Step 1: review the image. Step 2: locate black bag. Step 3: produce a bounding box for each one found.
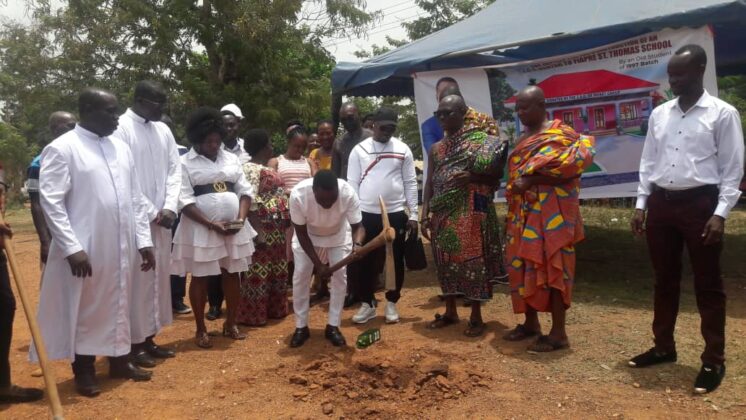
[404,234,427,271]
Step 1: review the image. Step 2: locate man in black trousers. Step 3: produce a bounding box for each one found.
[0,165,44,404]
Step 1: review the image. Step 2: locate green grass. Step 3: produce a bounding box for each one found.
[574,205,746,312]
[3,207,36,235]
[493,203,746,313]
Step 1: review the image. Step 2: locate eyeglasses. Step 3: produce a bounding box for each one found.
[433,110,457,119]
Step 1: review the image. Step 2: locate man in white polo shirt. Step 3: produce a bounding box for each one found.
[346,107,418,325]
[288,170,365,348]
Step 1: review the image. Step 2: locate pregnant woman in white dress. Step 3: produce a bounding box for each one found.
[171,107,256,348]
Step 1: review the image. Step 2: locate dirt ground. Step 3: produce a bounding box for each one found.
[1,206,745,419]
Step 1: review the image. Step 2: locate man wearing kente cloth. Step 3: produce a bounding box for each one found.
[421,95,506,338]
[503,86,595,352]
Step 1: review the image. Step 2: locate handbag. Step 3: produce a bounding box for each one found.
[404,233,427,271]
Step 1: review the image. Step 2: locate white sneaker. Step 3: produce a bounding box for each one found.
[352,303,377,324]
[384,301,399,324]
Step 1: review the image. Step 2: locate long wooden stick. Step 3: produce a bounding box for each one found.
[0,213,64,420]
[379,196,396,291]
[327,227,395,273]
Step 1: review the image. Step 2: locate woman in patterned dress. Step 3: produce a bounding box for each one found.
[236,129,291,326]
[421,95,507,337]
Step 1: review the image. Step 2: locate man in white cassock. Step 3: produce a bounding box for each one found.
[32,88,156,398]
[112,80,180,369]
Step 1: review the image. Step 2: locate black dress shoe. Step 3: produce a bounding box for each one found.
[109,358,152,381]
[289,327,310,348]
[324,325,346,347]
[628,348,677,368]
[131,350,157,368]
[694,364,725,394]
[145,341,175,359]
[206,306,221,321]
[0,384,45,403]
[74,373,101,398]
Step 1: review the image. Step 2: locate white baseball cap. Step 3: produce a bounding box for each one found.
[220,103,244,120]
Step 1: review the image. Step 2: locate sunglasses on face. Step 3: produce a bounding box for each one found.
[433,109,457,119]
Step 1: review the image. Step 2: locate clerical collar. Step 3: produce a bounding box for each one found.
[125,108,149,124]
[74,124,105,140]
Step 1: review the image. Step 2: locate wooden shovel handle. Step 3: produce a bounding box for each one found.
[0,213,64,419]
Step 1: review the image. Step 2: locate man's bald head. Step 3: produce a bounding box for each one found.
[436,94,468,133]
[77,88,120,137]
[668,44,706,97]
[515,86,547,129]
[78,88,116,115]
[440,94,467,111]
[340,102,358,113]
[134,80,166,99]
[132,80,167,122]
[48,111,77,139]
[339,102,361,132]
[516,86,545,104]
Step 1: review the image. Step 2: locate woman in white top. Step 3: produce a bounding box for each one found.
[171,107,256,348]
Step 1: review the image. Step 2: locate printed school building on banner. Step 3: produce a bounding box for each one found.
[505,69,664,137]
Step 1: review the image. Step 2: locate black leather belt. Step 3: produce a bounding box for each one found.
[652,184,718,201]
[193,181,235,197]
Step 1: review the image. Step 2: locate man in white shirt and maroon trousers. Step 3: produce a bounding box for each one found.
[629,44,744,394]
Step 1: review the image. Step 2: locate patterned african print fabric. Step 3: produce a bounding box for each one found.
[464,107,499,137]
[429,120,505,301]
[237,163,290,326]
[505,120,595,313]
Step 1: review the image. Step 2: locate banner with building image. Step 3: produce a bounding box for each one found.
[496,26,717,198]
[413,26,717,199]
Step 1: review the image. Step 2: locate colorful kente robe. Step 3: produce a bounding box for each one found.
[506,120,595,313]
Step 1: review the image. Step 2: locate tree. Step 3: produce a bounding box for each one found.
[346,1,496,160]
[0,123,37,205]
[718,75,746,136]
[402,0,495,41]
[0,1,377,150]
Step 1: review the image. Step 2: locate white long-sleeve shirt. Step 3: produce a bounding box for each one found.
[33,125,152,361]
[114,109,181,219]
[347,136,418,220]
[112,109,182,342]
[636,90,744,218]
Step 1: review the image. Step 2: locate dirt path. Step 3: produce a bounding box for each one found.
[1,208,745,419]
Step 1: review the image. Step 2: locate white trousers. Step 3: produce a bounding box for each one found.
[292,241,350,328]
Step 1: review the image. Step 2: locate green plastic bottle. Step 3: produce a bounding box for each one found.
[356,328,381,349]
